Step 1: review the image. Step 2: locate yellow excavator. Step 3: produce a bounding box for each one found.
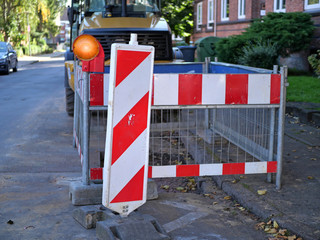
[64,0,173,116]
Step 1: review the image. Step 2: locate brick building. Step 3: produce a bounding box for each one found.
[193,0,320,50]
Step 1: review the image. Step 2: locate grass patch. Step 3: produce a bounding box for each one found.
[287,76,320,103]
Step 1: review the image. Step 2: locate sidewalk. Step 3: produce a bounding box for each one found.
[18,51,65,68]
[210,106,320,240]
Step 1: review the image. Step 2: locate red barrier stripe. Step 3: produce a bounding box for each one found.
[223,163,245,175]
[116,50,151,87]
[91,167,103,180]
[178,74,202,105]
[270,74,281,104]
[110,165,145,203]
[176,165,200,177]
[148,166,153,179]
[225,74,248,104]
[267,161,277,173]
[112,93,149,165]
[90,74,104,106]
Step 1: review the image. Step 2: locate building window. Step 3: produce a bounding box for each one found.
[197,2,203,31]
[274,0,286,12]
[305,0,320,10]
[221,0,229,21]
[238,0,246,19]
[207,0,214,29]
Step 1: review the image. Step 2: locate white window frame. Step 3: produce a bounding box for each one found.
[305,0,320,10]
[238,0,245,19]
[274,0,286,12]
[221,0,229,21]
[197,2,203,31]
[207,0,214,29]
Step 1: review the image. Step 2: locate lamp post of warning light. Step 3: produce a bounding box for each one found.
[72,34,105,185]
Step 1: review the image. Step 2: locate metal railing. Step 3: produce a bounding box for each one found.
[73,62,287,189]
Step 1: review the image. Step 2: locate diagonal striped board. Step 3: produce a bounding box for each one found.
[102,43,154,216]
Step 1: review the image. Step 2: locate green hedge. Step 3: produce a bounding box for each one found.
[22,44,53,56]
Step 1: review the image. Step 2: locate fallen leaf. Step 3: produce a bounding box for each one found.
[264,227,271,232]
[161,185,170,190]
[267,220,272,225]
[307,147,312,150]
[255,222,265,230]
[257,189,267,195]
[188,178,195,184]
[212,202,218,205]
[292,150,297,152]
[288,235,296,240]
[224,196,232,200]
[204,193,211,197]
[231,179,239,184]
[278,229,287,236]
[311,158,317,161]
[266,228,277,234]
[307,176,314,180]
[239,175,245,179]
[176,187,184,191]
[238,207,245,211]
[273,220,279,229]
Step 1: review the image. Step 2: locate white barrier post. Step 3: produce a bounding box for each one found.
[102,34,155,216]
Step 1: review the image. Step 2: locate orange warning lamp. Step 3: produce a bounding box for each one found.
[73,34,99,61]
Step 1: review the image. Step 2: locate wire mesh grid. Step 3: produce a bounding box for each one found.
[83,107,279,169]
[149,108,279,167]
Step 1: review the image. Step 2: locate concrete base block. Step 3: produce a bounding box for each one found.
[69,181,102,206]
[96,211,170,240]
[70,179,158,206]
[73,205,106,229]
[147,179,158,200]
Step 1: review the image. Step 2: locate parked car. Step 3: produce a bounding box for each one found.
[0,42,18,74]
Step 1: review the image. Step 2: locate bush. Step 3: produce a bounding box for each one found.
[216,34,253,64]
[15,47,24,57]
[238,40,278,69]
[246,12,314,57]
[308,50,320,78]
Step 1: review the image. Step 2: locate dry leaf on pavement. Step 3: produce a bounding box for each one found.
[257,189,267,195]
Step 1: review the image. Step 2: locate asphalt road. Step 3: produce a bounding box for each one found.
[0,58,273,240]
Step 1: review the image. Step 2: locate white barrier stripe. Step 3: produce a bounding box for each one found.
[154,74,179,105]
[109,129,148,201]
[152,165,176,178]
[113,57,152,127]
[248,74,271,104]
[245,162,268,174]
[199,163,223,176]
[202,74,226,104]
[103,74,109,106]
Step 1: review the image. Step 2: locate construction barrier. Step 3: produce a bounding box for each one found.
[72,36,287,215]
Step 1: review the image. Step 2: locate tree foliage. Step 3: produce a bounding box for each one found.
[0,0,66,47]
[161,0,193,43]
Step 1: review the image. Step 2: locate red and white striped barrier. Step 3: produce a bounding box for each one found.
[102,43,154,216]
[91,161,277,180]
[90,73,281,106]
